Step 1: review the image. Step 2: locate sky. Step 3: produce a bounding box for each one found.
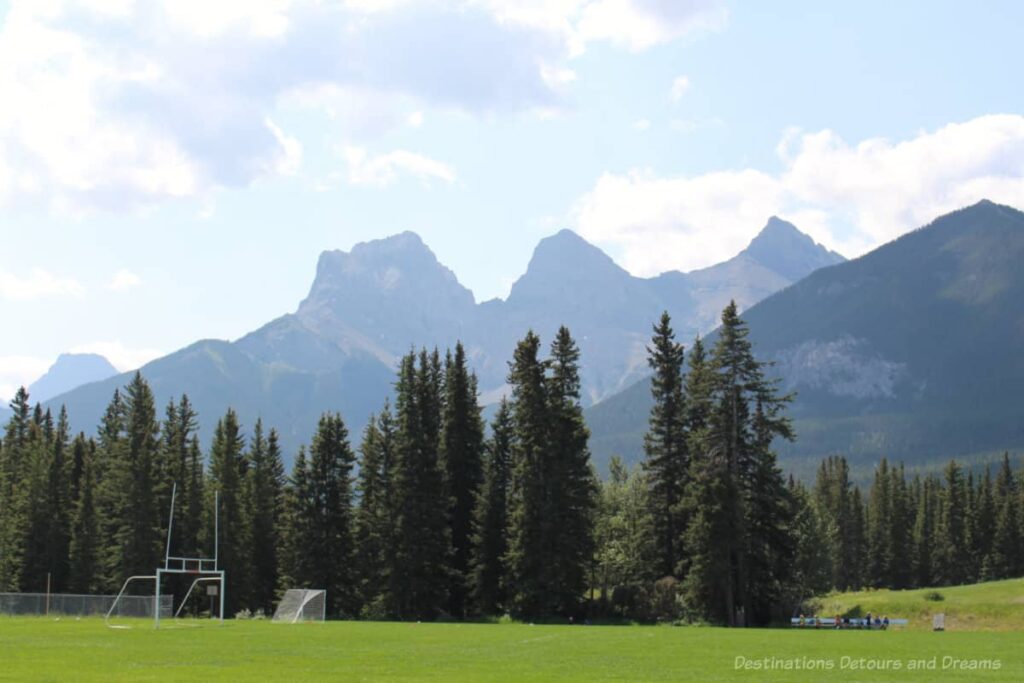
[2,0,1024,401]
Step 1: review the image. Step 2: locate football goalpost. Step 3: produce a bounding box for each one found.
[105,483,225,629]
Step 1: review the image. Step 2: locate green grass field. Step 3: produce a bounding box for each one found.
[1,617,1021,682]
[814,578,1024,631]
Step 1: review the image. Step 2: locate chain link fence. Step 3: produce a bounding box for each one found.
[0,592,172,618]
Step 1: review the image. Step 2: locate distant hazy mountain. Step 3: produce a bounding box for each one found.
[27,353,118,404]
[587,200,1024,478]
[45,218,843,461]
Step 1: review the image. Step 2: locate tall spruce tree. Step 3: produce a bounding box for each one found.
[97,374,162,589]
[642,312,688,579]
[866,459,894,588]
[546,327,598,617]
[68,441,100,593]
[935,459,969,585]
[911,475,938,588]
[439,343,485,618]
[297,413,358,617]
[470,399,513,615]
[206,408,250,615]
[280,446,311,592]
[888,463,912,589]
[682,302,795,626]
[972,467,997,580]
[354,406,397,616]
[245,420,286,614]
[986,454,1022,579]
[20,417,52,591]
[391,352,451,620]
[504,331,551,618]
[0,387,31,590]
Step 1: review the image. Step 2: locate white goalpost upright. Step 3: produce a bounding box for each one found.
[105,483,226,629]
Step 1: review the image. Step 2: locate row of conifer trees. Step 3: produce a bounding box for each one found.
[0,328,595,621]
[1,304,1021,623]
[595,305,1024,623]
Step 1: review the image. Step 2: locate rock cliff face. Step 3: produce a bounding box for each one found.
[587,200,1024,477]
[45,217,844,462]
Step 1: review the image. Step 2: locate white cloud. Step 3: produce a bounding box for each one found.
[0,355,51,403]
[572,114,1024,276]
[0,1,725,213]
[344,146,457,188]
[670,75,690,102]
[576,0,727,51]
[0,267,85,301]
[407,111,424,128]
[104,269,142,292]
[632,118,651,131]
[69,340,163,372]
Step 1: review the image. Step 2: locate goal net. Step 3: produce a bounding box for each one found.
[272,589,326,623]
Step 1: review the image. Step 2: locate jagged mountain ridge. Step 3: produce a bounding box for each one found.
[586,200,1024,478]
[43,218,844,461]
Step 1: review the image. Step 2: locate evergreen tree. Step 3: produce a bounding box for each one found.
[297,413,358,617]
[546,327,598,617]
[0,387,31,590]
[849,487,867,590]
[505,331,551,618]
[354,406,397,615]
[786,479,832,604]
[812,456,861,590]
[866,459,894,588]
[206,408,250,615]
[642,312,688,579]
[934,460,970,585]
[439,343,485,618]
[593,457,654,613]
[94,388,125,590]
[470,399,513,615]
[682,302,795,626]
[911,475,938,588]
[157,396,201,553]
[245,420,286,614]
[68,442,100,593]
[280,446,311,591]
[677,335,713,580]
[20,418,53,591]
[97,375,162,589]
[391,352,451,619]
[888,463,912,589]
[183,432,205,560]
[986,454,1022,579]
[743,396,796,624]
[972,467,997,580]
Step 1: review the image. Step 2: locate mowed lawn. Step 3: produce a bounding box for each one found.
[0,617,1021,682]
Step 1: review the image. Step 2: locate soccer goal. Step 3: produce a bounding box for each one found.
[273,589,326,623]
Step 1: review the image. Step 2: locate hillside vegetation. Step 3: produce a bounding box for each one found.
[813,578,1024,631]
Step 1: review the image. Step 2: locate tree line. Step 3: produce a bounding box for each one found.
[594,305,1024,624]
[0,330,595,621]
[1,304,1021,624]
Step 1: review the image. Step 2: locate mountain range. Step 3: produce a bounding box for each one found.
[41,217,843,460]
[587,200,1024,478]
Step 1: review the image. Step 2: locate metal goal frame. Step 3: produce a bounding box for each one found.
[105,483,225,629]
